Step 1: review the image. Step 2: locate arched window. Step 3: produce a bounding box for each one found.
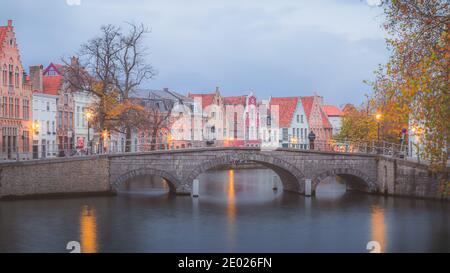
[8,63,13,87]
[2,65,7,86]
[14,67,19,88]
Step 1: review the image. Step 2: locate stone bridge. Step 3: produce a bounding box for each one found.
[0,147,448,200]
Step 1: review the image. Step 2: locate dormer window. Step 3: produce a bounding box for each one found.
[9,39,13,45]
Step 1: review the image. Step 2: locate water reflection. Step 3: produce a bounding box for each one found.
[227,169,236,248]
[80,205,97,253]
[371,206,386,253]
[0,168,448,253]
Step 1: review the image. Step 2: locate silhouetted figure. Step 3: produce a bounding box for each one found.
[308,131,316,150]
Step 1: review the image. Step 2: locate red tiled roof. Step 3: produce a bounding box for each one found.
[43,63,64,76]
[321,110,333,128]
[323,105,343,117]
[42,75,62,95]
[188,93,215,109]
[223,96,246,105]
[300,96,314,121]
[269,97,299,128]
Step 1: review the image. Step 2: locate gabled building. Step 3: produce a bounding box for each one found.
[0,20,32,160]
[41,62,75,156]
[120,87,199,152]
[29,64,57,159]
[269,97,309,148]
[323,105,344,136]
[301,95,333,146]
[188,88,261,147]
[188,88,222,142]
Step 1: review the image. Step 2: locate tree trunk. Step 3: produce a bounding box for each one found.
[151,129,158,150]
[125,125,132,152]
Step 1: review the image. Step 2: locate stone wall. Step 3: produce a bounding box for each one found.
[0,148,447,200]
[378,157,449,200]
[0,156,110,199]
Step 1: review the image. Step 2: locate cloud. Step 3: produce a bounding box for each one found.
[0,0,388,105]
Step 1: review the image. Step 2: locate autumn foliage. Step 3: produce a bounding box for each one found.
[341,0,449,173]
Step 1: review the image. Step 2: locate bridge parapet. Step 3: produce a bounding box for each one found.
[0,148,447,200]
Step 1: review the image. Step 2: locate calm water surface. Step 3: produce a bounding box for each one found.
[0,168,448,253]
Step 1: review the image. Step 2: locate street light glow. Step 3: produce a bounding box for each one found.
[85,111,93,121]
[375,113,382,121]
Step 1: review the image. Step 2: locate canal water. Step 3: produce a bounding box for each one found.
[0,168,448,253]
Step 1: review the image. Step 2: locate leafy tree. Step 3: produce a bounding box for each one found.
[371,0,449,171]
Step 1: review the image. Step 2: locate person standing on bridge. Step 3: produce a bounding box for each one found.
[308,131,316,150]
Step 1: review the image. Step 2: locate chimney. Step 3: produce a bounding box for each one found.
[70,56,79,66]
[7,20,12,28]
[29,65,43,92]
[163,87,169,92]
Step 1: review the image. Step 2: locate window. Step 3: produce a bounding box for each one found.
[58,111,62,129]
[301,128,304,139]
[22,99,29,120]
[47,121,50,134]
[8,64,13,87]
[23,131,30,152]
[81,107,86,127]
[69,112,73,129]
[14,67,19,88]
[46,102,50,111]
[297,128,300,138]
[52,121,55,133]
[1,96,6,117]
[2,65,7,86]
[64,112,68,129]
[292,128,295,136]
[15,98,19,118]
[282,128,288,141]
[76,106,80,127]
[64,94,68,105]
[301,115,304,123]
[9,97,13,117]
[297,115,299,122]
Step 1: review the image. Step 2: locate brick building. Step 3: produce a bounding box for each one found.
[0,20,32,160]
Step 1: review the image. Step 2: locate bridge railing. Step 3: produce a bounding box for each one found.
[0,139,411,162]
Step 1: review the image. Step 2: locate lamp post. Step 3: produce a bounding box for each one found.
[85,111,92,155]
[102,129,108,154]
[375,113,382,154]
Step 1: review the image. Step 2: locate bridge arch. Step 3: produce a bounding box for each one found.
[312,168,377,194]
[111,167,182,193]
[185,151,306,193]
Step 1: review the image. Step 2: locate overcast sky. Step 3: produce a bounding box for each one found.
[1,0,388,106]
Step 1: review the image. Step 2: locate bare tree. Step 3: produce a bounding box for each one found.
[140,98,175,150]
[63,22,156,152]
[114,23,156,151]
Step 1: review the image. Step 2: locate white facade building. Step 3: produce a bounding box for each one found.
[269,97,309,149]
[73,91,96,154]
[32,92,57,159]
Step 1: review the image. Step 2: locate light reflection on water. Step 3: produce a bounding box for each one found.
[80,206,97,253]
[0,168,448,253]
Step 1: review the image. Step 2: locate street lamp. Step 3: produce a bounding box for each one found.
[102,129,109,154]
[375,113,383,154]
[375,113,382,142]
[33,121,40,135]
[85,111,93,155]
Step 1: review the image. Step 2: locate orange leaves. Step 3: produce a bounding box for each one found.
[372,0,450,171]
